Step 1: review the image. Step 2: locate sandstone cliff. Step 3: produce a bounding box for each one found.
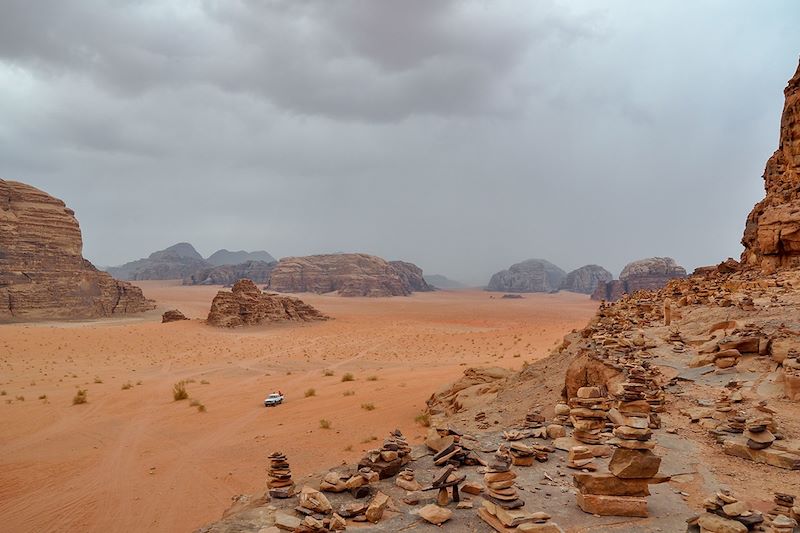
[206,249,275,267]
[183,260,276,286]
[742,59,800,272]
[560,264,613,295]
[267,253,431,297]
[591,257,687,301]
[486,259,566,293]
[0,179,154,321]
[207,279,328,327]
[107,242,209,280]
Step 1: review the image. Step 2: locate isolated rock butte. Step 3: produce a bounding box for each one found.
[591,257,687,302]
[107,242,209,281]
[206,249,276,267]
[487,259,566,293]
[560,264,613,295]
[0,179,155,321]
[207,279,328,327]
[742,59,800,272]
[267,253,432,297]
[183,260,276,286]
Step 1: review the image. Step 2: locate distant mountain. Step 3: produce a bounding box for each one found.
[183,260,277,286]
[424,274,467,289]
[206,249,275,266]
[487,259,566,293]
[106,243,209,280]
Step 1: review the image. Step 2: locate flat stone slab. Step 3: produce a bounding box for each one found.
[723,437,800,470]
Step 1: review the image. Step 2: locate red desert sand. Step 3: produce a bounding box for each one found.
[0,282,596,532]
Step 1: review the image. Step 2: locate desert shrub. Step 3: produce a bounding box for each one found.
[172,381,188,401]
[323,369,335,377]
[304,388,316,398]
[414,412,431,427]
[200,379,210,385]
[0,390,6,396]
[319,419,332,429]
[361,435,377,443]
[197,404,206,413]
[344,444,353,451]
[16,395,25,401]
[72,389,88,405]
[343,390,355,396]
[366,375,378,382]
[38,394,47,400]
[121,382,132,390]
[341,373,355,382]
[93,376,103,384]
[361,403,376,411]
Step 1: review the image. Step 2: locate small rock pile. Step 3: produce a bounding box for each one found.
[508,442,549,466]
[479,500,564,532]
[394,468,421,492]
[483,448,524,510]
[358,430,411,479]
[745,415,776,450]
[688,489,764,532]
[319,467,377,497]
[553,402,570,425]
[566,445,596,470]
[766,493,799,531]
[568,386,610,445]
[267,451,294,498]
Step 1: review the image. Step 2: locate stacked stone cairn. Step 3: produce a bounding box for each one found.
[569,386,610,445]
[358,429,411,479]
[319,467,378,498]
[267,451,295,498]
[295,485,349,532]
[553,402,570,426]
[745,415,776,450]
[483,447,524,510]
[766,493,799,531]
[395,468,421,492]
[688,489,764,532]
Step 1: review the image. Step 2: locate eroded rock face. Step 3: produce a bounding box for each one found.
[0,179,154,321]
[267,253,431,297]
[206,249,275,267]
[183,260,276,286]
[561,265,613,295]
[487,259,566,293]
[592,258,686,302]
[742,60,800,272]
[207,279,328,327]
[107,242,209,280]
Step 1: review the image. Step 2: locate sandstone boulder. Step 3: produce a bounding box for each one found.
[267,253,431,297]
[742,59,800,272]
[560,265,613,295]
[0,179,155,321]
[206,280,328,327]
[162,309,188,323]
[487,259,566,293]
[592,257,687,301]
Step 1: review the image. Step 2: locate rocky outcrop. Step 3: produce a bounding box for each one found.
[424,274,466,289]
[592,257,686,302]
[107,242,209,280]
[0,179,155,321]
[742,59,800,272]
[267,254,431,297]
[162,309,188,323]
[560,265,613,295]
[206,249,275,267]
[207,279,328,327]
[183,260,276,286]
[486,259,566,293]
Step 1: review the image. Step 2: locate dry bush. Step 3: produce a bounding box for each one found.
[172,381,188,401]
[72,389,88,405]
[361,403,376,411]
[319,419,332,429]
[414,412,431,427]
[305,388,316,398]
[341,373,355,382]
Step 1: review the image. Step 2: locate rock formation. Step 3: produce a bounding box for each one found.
[206,279,327,327]
[0,179,154,321]
[592,257,686,302]
[487,259,566,293]
[183,260,276,286]
[161,309,188,323]
[560,264,613,295]
[206,249,275,267]
[267,253,431,297]
[424,274,466,289]
[107,242,209,280]
[742,59,800,273]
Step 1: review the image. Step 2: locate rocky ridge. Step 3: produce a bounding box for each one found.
[206,249,275,267]
[592,257,686,302]
[560,265,613,295]
[107,242,209,281]
[267,254,432,297]
[183,260,277,286]
[207,279,328,327]
[0,179,154,321]
[487,259,566,293]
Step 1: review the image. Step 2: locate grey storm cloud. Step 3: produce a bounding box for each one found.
[0,0,799,285]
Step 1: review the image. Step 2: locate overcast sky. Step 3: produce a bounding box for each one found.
[1,1,799,284]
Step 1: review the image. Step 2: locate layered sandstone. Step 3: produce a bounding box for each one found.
[267,253,431,297]
[742,59,800,272]
[592,257,686,302]
[560,264,613,295]
[107,242,209,281]
[183,260,276,286]
[207,279,328,327]
[0,179,154,321]
[487,259,566,293]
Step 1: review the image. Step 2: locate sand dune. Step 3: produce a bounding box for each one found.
[0,282,597,532]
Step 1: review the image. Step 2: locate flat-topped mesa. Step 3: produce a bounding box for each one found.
[266,253,432,297]
[487,258,566,293]
[0,179,154,321]
[742,59,800,273]
[207,279,328,327]
[592,257,687,302]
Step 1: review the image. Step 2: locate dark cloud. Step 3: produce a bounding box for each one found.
[0,1,799,284]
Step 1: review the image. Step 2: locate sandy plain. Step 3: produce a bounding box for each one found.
[0,282,597,533]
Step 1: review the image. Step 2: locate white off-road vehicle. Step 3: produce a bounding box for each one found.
[263,393,284,407]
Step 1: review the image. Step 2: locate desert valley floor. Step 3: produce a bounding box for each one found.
[0,284,597,533]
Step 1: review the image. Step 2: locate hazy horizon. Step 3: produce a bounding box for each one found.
[2,1,800,285]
